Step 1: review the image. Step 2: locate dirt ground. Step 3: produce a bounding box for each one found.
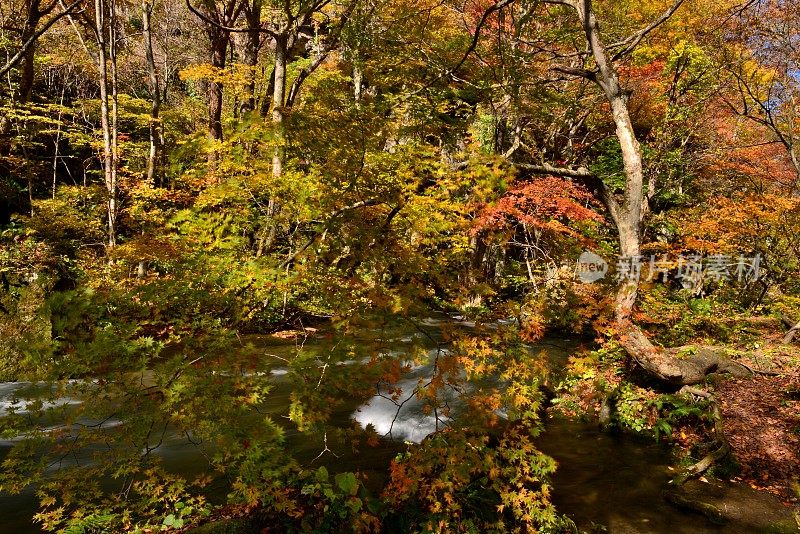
[716,347,799,505]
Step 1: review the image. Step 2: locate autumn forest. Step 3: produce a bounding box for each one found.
[0,0,799,531]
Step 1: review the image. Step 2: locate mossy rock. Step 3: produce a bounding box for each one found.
[666,479,797,531]
[761,518,800,534]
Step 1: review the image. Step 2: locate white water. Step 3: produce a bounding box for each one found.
[0,382,81,416]
[353,375,452,443]
[353,346,460,443]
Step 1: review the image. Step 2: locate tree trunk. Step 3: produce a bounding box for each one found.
[18,2,41,103]
[52,84,65,198]
[239,0,261,115]
[94,0,116,247]
[575,0,748,386]
[576,0,646,325]
[353,62,363,102]
[109,0,119,246]
[208,33,227,143]
[203,28,228,171]
[783,319,800,344]
[255,35,287,254]
[259,66,275,117]
[142,0,162,186]
[0,0,80,90]
[271,34,287,179]
[17,0,61,102]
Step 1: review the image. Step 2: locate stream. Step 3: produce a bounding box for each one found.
[0,317,791,532]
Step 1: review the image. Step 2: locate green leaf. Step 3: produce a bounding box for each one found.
[335,472,358,495]
[315,466,329,482]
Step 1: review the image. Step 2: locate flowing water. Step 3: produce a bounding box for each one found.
[0,318,790,532]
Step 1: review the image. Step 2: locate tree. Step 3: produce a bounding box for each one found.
[0,0,82,100]
[77,0,121,247]
[188,0,246,143]
[236,0,262,115]
[142,0,163,186]
[720,0,800,193]
[490,0,754,385]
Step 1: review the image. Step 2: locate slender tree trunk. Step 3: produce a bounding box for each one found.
[52,83,65,198]
[240,0,261,115]
[256,35,287,253]
[110,0,119,246]
[138,0,160,278]
[94,0,116,247]
[142,0,161,186]
[353,62,363,102]
[271,34,287,179]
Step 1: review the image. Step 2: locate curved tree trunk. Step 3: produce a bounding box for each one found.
[574,0,749,386]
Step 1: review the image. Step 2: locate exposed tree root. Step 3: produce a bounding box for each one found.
[617,320,752,386]
[671,386,731,487]
[663,488,727,525]
[782,315,800,344]
[664,390,736,525]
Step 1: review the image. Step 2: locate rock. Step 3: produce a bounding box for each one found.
[665,478,798,532]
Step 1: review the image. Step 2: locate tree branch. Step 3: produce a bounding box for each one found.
[280,199,382,267]
[285,0,358,107]
[185,0,278,37]
[609,0,686,62]
[405,0,517,97]
[551,64,597,81]
[0,0,82,79]
[514,161,620,224]
[514,161,593,178]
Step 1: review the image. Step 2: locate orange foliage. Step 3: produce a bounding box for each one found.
[473,176,602,238]
[703,105,799,191]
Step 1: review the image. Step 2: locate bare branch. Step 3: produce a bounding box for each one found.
[514,162,593,178]
[285,0,358,107]
[405,0,517,97]
[185,0,278,37]
[609,0,685,62]
[0,0,83,79]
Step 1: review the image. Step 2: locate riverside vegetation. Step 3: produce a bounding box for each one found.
[0,0,799,531]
